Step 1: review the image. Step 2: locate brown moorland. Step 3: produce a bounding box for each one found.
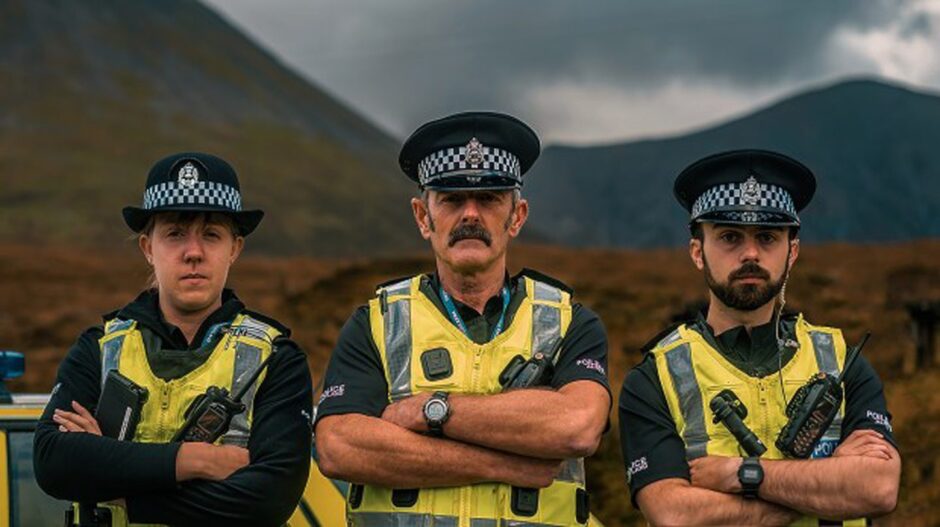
[2,241,937,526]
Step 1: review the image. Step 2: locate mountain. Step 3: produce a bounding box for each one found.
[0,0,419,256]
[525,79,940,247]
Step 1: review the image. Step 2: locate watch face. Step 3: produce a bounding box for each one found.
[425,400,447,421]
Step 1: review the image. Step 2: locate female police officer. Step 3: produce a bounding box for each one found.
[33,153,312,526]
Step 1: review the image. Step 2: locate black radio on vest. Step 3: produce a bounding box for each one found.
[173,348,276,443]
[776,332,870,458]
[499,338,563,389]
[710,389,767,457]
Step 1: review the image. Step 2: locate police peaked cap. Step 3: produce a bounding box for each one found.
[399,111,541,190]
[122,152,264,235]
[674,149,816,227]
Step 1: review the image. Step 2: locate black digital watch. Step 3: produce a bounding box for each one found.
[423,391,450,437]
[738,457,764,499]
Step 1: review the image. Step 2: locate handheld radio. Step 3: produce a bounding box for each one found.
[775,332,870,458]
[499,338,563,389]
[172,326,277,443]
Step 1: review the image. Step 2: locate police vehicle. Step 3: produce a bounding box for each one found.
[0,350,345,527]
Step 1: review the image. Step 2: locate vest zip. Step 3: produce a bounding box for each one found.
[463,345,486,527]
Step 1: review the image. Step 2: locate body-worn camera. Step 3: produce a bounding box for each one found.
[775,333,869,458]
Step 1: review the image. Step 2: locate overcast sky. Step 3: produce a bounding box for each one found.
[202,0,940,145]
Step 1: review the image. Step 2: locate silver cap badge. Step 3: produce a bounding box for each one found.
[465,137,484,168]
[740,176,762,206]
[178,162,200,188]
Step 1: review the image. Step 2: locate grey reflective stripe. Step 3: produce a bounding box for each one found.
[382,279,413,401]
[347,512,458,527]
[809,331,840,375]
[556,458,585,484]
[809,330,844,440]
[99,319,134,390]
[223,340,263,446]
[470,520,498,527]
[234,316,275,341]
[664,343,709,459]
[531,303,561,359]
[532,280,562,302]
[384,279,412,297]
[656,328,682,348]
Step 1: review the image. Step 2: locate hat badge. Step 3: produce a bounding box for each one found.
[740,175,762,206]
[465,137,484,168]
[178,162,200,189]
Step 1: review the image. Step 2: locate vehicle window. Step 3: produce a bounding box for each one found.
[8,431,70,526]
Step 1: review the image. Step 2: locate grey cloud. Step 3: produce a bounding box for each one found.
[204,0,931,141]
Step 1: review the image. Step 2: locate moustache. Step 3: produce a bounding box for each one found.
[448,223,492,247]
[729,262,770,281]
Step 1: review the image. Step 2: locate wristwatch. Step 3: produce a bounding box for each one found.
[738,457,764,499]
[422,391,450,437]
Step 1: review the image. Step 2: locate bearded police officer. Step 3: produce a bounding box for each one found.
[315,112,611,526]
[619,150,901,525]
[34,153,313,526]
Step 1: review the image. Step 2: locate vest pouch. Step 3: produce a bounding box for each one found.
[575,488,590,524]
[510,486,539,517]
[391,488,420,508]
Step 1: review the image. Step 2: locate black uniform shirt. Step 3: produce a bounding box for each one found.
[33,289,314,527]
[618,314,896,505]
[315,271,610,427]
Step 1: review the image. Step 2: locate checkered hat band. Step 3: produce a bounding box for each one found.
[691,181,795,218]
[142,181,242,211]
[417,145,521,185]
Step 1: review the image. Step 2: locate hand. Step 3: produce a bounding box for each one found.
[53,401,102,436]
[498,455,564,488]
[175,442,250,481]
[833,429,895,460]
[381,393,432,433]
[689,455,742,494]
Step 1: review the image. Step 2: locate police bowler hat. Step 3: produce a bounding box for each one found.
[122,152,264,235]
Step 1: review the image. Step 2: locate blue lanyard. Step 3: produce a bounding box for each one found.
[439,284,511,342]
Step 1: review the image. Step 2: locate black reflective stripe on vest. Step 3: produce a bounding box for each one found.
[664,343,710,459]
[99,319,135,390]
[347,512,459,526]
[808,330,844,442]
[383,279,413,402]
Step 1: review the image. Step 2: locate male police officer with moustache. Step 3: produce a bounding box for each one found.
[315,112,611,526]
[619,150,901,525]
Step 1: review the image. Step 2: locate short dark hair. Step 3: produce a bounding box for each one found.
[690,223,800,242]
[141,211,240,237]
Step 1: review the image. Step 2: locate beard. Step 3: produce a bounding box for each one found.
[704,258,786,311]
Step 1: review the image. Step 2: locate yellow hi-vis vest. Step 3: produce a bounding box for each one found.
[348,275,589,527]
[72,313,280,527]
[650,315,866,527]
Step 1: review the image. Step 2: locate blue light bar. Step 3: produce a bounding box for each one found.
[1,350,24,381]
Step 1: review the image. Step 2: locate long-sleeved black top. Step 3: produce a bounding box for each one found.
[33,289,313,527]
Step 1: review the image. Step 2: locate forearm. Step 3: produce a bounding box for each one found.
[445,381,607,458]
[125,455,309,527]
[761,455,901,518]
[638,479,796,526]
[33,424,180,501]
[317,414,556,488]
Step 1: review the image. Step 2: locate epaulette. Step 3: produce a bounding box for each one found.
[640,322,687,354]
[517,268,574,296]
[375,274,420,292]
[242,309,291,337]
